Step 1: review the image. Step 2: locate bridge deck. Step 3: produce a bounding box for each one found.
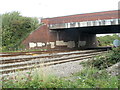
[41,10,120,29]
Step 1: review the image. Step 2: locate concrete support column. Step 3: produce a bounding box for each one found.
[78,33,97,49]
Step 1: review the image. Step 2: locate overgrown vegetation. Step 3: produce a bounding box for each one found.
[73,67,118,88]
[97,34,120,46]
[2,11,40,51]
[80,47,120,70]
[2,67,118,88]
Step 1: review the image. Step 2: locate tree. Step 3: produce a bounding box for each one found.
[2,11,40,51]
[0,14,2,51]
[97,34,119,46]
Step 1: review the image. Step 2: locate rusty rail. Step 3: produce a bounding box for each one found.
[1,49,107,76]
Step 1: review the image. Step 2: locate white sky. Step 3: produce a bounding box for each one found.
[0,0,119,18]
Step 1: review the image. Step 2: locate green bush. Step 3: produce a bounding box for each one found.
[2,11,40,51]
[73,67,118,88]
[80,47,120,70]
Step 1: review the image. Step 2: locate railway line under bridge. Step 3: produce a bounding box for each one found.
[22,10,120,50]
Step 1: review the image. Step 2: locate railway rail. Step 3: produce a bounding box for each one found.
[0,47,111,57]
[0,51,47,57]
[0,49,76,57]
[1,49,107,76]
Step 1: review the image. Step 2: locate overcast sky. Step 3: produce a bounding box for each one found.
[0,0,119,18]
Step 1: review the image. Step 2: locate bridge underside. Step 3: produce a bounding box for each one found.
[22,25,120,50]
[53,25,120,34]
[49,25,120,49]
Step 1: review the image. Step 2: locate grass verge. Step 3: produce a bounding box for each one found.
[2,67,118,88]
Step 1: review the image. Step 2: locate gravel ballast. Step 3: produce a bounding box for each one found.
[1,59,89,78]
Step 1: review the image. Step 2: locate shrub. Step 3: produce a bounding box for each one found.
[73,67,118,88]
[80,47,120,70]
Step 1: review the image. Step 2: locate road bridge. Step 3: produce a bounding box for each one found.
[22,10,120,50]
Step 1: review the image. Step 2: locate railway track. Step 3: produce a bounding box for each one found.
[0,49,107,76]
[0,49,74,57]
[0,51,47,57]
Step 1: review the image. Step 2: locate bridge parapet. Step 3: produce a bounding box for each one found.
[49,18,120,29]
